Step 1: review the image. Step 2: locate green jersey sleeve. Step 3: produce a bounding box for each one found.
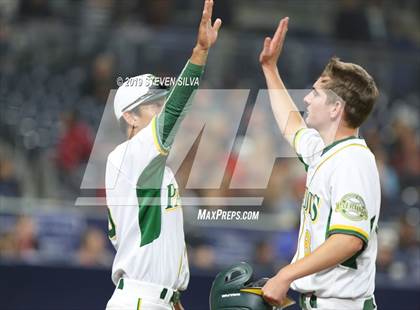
[155,61,204,153]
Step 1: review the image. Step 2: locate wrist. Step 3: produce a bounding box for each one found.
[262,63,279,74]
[193,45,209,53]
[190,46,209,66]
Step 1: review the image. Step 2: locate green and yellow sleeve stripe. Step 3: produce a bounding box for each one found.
[293,128,309,171]
[327,224,369,245]
[293,127,307,153]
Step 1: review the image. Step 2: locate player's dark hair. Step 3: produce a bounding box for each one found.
[321,57,379,128]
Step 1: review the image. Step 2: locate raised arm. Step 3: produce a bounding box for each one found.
[259,17,306,145]
[156,0,222,151]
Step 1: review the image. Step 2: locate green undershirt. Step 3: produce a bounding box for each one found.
[156,61,204,151]
[137,61,204,247]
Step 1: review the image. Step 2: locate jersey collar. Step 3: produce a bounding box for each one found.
[321,136,360,156]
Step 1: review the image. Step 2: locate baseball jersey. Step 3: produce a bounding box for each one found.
[290,128,381,299]
[105,61,204,290]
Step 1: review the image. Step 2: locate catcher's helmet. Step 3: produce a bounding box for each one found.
[209,262,275,310]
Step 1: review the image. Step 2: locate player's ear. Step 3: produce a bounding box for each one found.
[330,99,344,120]
[122,112,136,127]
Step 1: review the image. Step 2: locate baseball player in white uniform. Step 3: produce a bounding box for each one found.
[259,18,380,310]
[105,1,221,309]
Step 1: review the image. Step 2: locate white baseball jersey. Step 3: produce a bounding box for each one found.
[290,128,381,299]
[105,116,189,290]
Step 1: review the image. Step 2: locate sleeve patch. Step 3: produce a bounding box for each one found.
[335,193,368,221]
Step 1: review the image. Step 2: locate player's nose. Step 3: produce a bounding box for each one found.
[303,93,311,106]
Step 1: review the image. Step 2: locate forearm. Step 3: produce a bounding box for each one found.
[157,53,205,149]
[278,234,363,283]
[262,65,306,145]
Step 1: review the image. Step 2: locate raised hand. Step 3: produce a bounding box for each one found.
[195,0,222,51]
[259,17,289,68]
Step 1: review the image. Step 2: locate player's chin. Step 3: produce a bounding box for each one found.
[305,116,319,130]
[305,115,313,127]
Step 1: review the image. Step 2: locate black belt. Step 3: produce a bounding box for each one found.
[299,293,376,309]
[117,278,181,304]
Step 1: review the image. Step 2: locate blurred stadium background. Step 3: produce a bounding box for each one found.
[0,0,419,309]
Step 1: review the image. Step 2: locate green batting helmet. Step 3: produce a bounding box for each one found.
[209,262,276,310]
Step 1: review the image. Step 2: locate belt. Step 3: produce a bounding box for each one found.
[117,278,181,304]
[299,293,376,310]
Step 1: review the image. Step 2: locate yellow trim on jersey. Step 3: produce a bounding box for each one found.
[176,250,184,280]
[329,225,369,240]
[309,143,368,184]
[293,127,307,153]
[165,205,182,212]
[296,210,307,260]
[151,117,169,156]
[176,247,187,286]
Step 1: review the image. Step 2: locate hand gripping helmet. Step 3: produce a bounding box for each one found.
[209,262,275,310]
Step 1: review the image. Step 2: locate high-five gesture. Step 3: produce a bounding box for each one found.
[196,0,222,50]
[259,17,289,69]
[259,17,306,146]
[191,0,222,65]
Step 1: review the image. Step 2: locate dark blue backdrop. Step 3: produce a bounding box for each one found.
[0,265,418,310]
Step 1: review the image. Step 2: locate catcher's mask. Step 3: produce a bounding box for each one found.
[209,262,275,310]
